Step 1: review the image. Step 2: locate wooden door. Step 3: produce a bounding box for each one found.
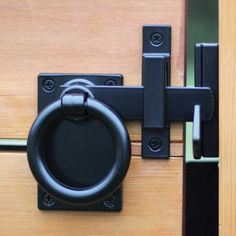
[219,0,236,235]
[0,1,186,235]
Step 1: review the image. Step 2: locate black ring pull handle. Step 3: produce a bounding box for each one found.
[27,93,131,206]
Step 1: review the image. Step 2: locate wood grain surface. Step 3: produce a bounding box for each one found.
[0,0,185,141]
[0,1,185,235]
[219,0,236,235]
[0,152,183,236]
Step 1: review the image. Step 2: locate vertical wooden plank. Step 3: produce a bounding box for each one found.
[219,0,236,235]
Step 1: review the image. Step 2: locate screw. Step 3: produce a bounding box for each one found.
[43,193,56,207]
[105,79,117,86]
[104,195,116,208]
[43,79,55,92]
[150,32,163,47]
[148,137,162,151]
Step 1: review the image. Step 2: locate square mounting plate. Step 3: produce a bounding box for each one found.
[38,73,123,211]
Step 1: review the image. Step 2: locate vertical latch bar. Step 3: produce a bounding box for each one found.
[143,55,166,128]
[142,25,171,158]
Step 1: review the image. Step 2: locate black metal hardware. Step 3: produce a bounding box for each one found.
[142,25,170,158]
[38,187,122,211]
[29,74,130,211]
[37,81,214,123]
[27,25,219,211]
[195,43,219,158]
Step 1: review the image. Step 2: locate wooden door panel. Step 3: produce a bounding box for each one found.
[0,0,185,143]
[0,153,182,236]
[0,1,185,235]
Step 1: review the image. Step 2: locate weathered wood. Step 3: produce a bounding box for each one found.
[219,0,236,235]
[0,152,183,236]
[0,0,185,141]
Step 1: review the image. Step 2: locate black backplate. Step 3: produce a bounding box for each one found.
[38,73,123,211]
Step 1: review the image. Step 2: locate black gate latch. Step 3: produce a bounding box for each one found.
[27,25,218,211]
[141,26,218,159]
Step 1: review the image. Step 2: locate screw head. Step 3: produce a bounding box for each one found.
[105,79,117,86]
[104,195,116,208]
[148,137,162,152]
[43,79,55,92]
[150,32,163,47]
[43,193,56,207]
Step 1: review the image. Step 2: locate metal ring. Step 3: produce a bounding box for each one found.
[27,96,131,206]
